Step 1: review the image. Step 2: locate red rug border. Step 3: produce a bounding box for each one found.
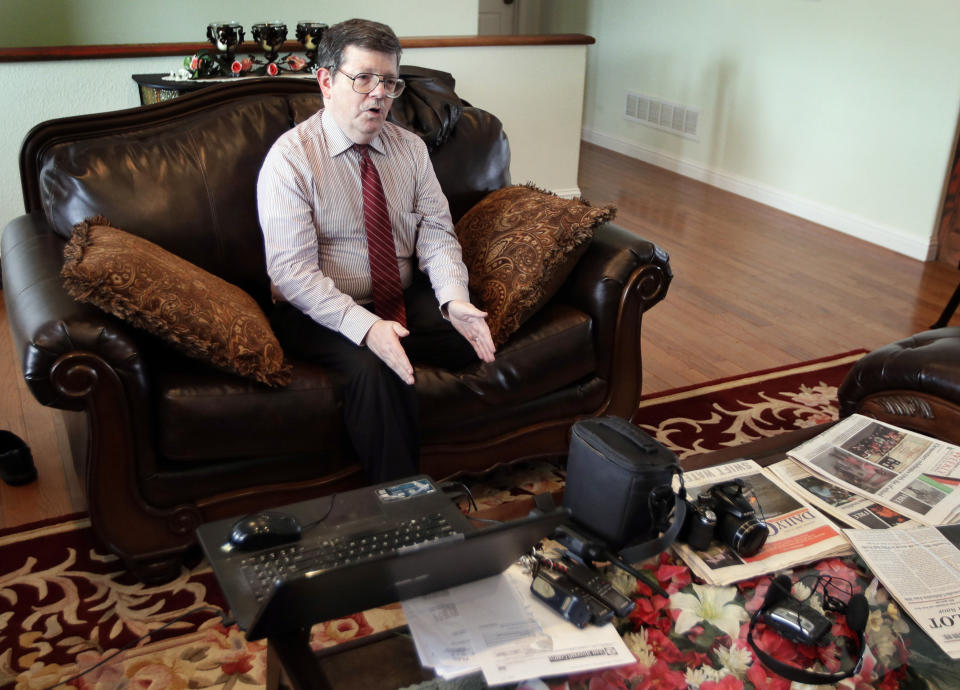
[639,349,867,402]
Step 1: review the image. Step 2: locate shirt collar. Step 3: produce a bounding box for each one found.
[320,109,386,158]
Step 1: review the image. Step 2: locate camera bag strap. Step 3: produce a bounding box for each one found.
[618,469,687,564]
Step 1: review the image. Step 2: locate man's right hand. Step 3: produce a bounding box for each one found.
[364,319,414,385]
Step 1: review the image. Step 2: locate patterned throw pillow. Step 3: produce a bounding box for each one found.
[455,185,616,346]
[61,217,292,387]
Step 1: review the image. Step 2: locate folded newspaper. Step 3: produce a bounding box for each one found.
[786,414,960,526]
[768,458,918,530]
[671,459,851,586]
[844,525,960,659]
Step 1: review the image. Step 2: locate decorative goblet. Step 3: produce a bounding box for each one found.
[252,22,288,64]
[206,22,244,64]
[296,21,328,70]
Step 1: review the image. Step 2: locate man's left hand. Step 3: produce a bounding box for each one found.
[447,300,496,363]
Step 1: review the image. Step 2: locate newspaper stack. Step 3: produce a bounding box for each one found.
[785,414,960,527]
[672,459,851,586]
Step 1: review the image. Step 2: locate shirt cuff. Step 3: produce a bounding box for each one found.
[340,306,381,345]
[437,285,470,317]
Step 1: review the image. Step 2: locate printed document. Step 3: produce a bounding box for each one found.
[402,562,634,684]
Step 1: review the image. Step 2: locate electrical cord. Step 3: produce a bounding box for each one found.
[300,492,338,533]
[438,480,479,513]
[42,605,233,690]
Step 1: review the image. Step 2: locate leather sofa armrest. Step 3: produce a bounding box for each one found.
[2,212,150,410]
[559,221,672,390]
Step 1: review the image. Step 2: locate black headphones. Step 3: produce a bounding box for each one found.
[748,574,869,685]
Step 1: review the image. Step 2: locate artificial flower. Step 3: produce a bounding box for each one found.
[231,60,243,75]
[286,55,308,71]
[266,62,279,76]
[713,642,752,678]
[671,584,748,641]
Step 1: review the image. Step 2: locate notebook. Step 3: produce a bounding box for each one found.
[196,475,569,640]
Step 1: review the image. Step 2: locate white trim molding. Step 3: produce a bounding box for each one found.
[582,128,936,262]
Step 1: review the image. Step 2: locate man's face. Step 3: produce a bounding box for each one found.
[318,44,398,144]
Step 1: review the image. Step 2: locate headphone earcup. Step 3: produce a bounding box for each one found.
[763,574,793,610]
[845,594,868,635]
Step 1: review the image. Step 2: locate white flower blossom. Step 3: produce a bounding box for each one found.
[715,643,753,678]
[671,583,748,640]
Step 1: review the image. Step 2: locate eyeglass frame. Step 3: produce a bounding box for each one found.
[334,69,406,98]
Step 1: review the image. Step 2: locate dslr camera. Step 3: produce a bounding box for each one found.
[680,479,769,557]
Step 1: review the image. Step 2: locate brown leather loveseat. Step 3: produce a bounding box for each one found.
[2,75,672,583]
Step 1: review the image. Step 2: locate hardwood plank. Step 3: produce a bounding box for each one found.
[1,142,958,530]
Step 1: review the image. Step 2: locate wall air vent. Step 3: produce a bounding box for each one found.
[625,91,699,140]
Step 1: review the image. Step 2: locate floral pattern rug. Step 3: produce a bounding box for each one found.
[4,351,918,690]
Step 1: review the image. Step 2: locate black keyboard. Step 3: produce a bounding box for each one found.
[239,512,464,602]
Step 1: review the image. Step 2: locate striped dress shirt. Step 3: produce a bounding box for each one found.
[257,109,470,345]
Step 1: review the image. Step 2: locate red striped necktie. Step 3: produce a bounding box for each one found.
[356,144,406,327]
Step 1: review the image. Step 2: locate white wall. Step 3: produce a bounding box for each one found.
[0,43,585,235]
[546,0,960,260]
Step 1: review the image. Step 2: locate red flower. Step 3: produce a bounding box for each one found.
[220,654,254,676]
[644,628,683,663]
[266,62,279,76]
[231,60,243,74]
[701,676,744,690]
[654,563,691,594]
[746,663,791,690]
[190,56,199,70]
[636,658,687,689]
[629,593,672,632]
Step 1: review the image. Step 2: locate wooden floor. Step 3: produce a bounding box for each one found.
[2,142,958,530]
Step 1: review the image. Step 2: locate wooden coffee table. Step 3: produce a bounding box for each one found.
[268,425,833,690]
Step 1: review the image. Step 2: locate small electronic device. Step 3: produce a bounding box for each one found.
[560,555,635,618]
[762,596,831,645]
[229,511,303,551]
[530,568,592,628]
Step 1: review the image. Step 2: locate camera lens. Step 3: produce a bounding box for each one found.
[725,518,768,557]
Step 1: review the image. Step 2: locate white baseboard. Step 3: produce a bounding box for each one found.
[582,128,936,261]
[550,187,582,200]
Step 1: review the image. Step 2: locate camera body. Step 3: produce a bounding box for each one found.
[680,479,769,557]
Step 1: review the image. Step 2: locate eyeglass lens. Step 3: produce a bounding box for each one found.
[351,73,405,97]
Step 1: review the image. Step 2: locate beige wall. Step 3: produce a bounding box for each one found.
[544,0,960,260]
[0,0,477,46]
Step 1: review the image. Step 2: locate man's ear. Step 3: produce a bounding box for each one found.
[317,67,333,99]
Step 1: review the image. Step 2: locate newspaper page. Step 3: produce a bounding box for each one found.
[844,526,960,659]
[671,459,851,586]
[767,458,917,530]
[787,414,960,525]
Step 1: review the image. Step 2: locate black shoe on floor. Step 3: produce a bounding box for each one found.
[0,431,37,486]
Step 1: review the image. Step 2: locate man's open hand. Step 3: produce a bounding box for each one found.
[364,320,414,384]
[447,300,496,363]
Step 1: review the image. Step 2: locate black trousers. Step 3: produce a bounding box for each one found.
[270,274,478,484]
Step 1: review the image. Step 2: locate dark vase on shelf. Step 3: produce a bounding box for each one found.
[252,21,288,64]
[206,21,244,64]
[296,21,328,70]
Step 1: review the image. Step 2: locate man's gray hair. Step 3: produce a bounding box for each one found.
[317,18,402,75]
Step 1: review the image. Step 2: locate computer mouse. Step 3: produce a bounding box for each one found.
[229,511,303,551]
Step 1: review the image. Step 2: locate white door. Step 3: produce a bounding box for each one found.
[478,0,518,35]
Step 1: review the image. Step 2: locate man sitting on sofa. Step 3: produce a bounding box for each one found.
[257,18,496,484]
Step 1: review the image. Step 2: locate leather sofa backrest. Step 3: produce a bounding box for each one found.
[28,76,510,307]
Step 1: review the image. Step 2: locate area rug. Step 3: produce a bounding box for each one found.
[0,351,864,689]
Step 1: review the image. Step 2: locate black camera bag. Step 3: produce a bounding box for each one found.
[563,416,686,562]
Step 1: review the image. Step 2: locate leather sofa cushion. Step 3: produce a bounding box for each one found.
[155,301,596,463]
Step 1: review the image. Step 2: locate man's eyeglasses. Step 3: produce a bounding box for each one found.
[336,69,406,98]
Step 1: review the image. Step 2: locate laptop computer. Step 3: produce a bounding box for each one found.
[197,475,569,640]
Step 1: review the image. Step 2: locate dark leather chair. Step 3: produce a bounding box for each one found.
[838,328,960,445]
[2,74,672,583]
